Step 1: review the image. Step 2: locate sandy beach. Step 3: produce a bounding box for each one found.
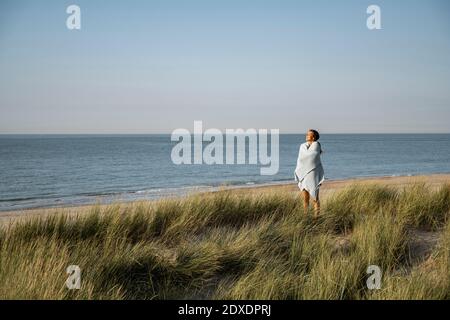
[1,173,449,225]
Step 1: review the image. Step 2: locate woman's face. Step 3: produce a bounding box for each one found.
[306,131,315,142]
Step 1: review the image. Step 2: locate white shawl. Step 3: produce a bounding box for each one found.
[294,141,324,199]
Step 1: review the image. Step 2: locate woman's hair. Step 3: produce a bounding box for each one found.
[309,129,320,141]
[309,129,322,153]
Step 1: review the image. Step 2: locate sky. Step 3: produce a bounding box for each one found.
[0,0,449,134]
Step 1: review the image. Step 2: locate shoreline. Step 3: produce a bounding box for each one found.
[1,173,449,225]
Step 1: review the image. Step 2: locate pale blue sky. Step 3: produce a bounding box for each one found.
[0,0,449,133]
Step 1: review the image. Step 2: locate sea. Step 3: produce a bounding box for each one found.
[0,134,449,211]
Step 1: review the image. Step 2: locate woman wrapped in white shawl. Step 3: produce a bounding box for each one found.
[294,130,324,216]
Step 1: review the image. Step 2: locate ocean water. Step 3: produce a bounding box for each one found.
[0,134,449,211]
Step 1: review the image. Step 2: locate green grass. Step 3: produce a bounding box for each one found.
[0,183,449,299]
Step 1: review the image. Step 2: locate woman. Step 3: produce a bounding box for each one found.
[294,129,324,216]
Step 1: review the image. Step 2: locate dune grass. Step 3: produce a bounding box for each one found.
[0,183,449,300]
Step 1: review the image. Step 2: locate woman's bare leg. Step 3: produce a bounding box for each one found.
[302,190,310,214]
[312,190,320,216]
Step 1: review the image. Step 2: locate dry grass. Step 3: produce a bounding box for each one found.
[0,183,449,299]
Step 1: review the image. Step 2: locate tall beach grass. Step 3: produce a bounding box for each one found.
[0,183,449,299]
